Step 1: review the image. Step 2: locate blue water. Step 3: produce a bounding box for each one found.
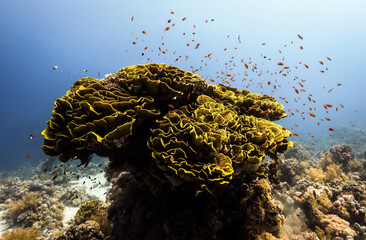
[0,0,365,171]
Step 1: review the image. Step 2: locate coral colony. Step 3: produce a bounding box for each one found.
[41,63,292,239]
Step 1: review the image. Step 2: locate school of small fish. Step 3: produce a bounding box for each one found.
[125,12,347,145]
[45,10,360,158]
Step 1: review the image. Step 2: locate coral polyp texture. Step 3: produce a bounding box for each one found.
[42,63,293,239]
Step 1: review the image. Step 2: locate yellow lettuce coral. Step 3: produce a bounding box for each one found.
[148,93,292,194]
[42,63,292,194]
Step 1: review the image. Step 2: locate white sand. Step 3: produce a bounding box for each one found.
[62,172,111,225]
[0,210,10,235]
[68,172,110,201]
[62,207,79,225]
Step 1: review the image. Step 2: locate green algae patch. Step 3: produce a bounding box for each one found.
[42,63,292,194]
[76,199,102,222]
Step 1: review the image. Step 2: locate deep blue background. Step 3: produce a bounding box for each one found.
[1,0,365,171]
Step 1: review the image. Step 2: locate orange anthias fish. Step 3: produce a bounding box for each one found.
[26,154,31,159]
[293,87,299,94]
[221,110,231,115]
[307,112,316,117]
[258,134,267,140]
[249,104,260,110]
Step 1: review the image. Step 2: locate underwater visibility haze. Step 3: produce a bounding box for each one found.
[0,0,366,239]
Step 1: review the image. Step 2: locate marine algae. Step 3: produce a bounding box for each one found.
[0,226,41,240]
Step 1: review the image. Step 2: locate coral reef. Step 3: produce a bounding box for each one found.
[41,63,293,239]
[284,142,312,162]
[52,220,105,240]
[330,144,357,172]
[320,214,356,238]
[75,200,102,222]
[0,226,41,240]
[274,143,366,240]
[6,192,40,223]
[0,158,110,239]
[73,200,112,236]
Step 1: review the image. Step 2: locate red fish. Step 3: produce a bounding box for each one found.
[249,104,260,110]
[221,110,230,115]
[26,154,31,159]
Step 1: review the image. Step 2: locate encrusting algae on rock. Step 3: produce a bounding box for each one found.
[41,63,293,239]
